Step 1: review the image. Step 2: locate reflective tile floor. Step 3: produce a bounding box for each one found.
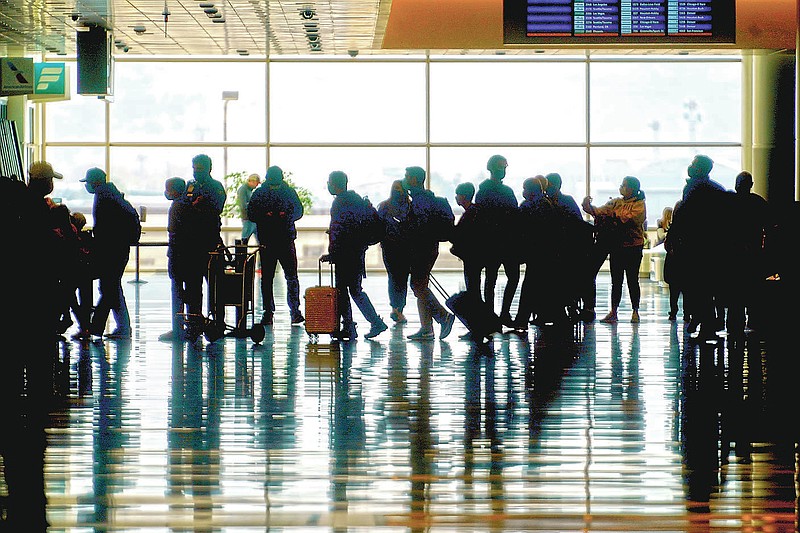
[3,271,800,531]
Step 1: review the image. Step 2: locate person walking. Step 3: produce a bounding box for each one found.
[402,166,456,341]
[322,170,388,340]
[376,179,413,324]
[237,173,261,245]
[82,168,139,339]
[581,175,647,324]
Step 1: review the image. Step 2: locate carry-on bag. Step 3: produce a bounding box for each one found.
[429,275,502,341]
[304,257,339,341]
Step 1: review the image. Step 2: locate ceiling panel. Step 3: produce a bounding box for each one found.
[0,0,795,58]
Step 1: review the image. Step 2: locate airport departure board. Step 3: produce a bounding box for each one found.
[504,0,735,44]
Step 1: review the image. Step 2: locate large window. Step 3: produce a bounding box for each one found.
[42,54,742,261]
[110,61,267,143]
[429,59,587,143]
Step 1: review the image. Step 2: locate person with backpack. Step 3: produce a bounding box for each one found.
[81,167,140,340]
[403,166,456,341]
[247,165,305,326]
[321,170,388,340]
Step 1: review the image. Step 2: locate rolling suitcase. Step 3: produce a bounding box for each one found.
[304,257,338,342]
[429,275,502,342]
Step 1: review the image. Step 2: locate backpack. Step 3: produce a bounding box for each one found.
[356,196,385,247]
[408,190,454,243]
[427,195,455,242]
[119,197,142,245]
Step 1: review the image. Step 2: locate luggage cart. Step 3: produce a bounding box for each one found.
[192,242,265,344]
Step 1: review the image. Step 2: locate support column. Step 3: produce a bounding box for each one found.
[747,50,796,203]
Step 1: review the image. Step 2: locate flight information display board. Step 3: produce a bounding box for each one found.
[504,0,735,44]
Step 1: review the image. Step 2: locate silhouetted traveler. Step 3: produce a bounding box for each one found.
[247,165,304,326]
[322,170,388,340]
[174,154,226,342]
[582,175,647,324]
[543,171,592,322]
[667,155,730,339]
[82,168,138,339]
[730,170,770,331]
[513,176,559,329]
[474,154,520,326]
[403,166,456,341]
[23,162,66,333]
[545,172,582,219]
[451,182,483,298]
[159,177,189,342]
[662,200,687,321]
[377,179,413,324]
[69,211,95,340]
[238,172,261,245]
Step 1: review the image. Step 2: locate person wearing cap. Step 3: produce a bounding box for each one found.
[237,173,261,245]
[247,165,305,326]
[170,154,226,343]
[474,154,520,327]
[81,167,135,340]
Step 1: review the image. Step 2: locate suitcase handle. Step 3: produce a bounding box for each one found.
[319,256,334,286]
[428,273,450,300]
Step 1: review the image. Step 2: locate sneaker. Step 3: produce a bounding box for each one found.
[389,308,407,324]
[260,313,273,325]
[291,312,305,325]
[407,330,435,341]
[631,310,640,323]
[105,330,131,340]
[333,323,358,341]
[499,312,514,328]
[158,330,184,342]
[364,320,388,339]
[599,311,617,324]
[440,313,456,339]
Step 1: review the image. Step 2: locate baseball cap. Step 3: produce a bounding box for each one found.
[80,167,107,184]
[28,161,63,181]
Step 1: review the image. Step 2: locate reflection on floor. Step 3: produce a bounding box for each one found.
[2,271,799,531]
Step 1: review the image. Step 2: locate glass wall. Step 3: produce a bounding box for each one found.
[42,54,742,265]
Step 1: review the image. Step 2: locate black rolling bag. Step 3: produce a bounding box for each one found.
[429,275,502,341]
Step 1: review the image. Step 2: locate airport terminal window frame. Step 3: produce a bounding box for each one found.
[40,53,742,233]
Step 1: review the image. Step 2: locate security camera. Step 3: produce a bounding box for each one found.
[71,13,80,21]
[348,49,358,58]
[300,8,315,19]
[133,25,146,34]
[123,46,130,52]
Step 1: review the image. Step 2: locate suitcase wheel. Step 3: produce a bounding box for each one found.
[249,324,265,344]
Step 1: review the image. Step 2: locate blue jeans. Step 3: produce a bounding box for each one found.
[90,247,131,335]
[335,258,381,328]
[259,241,301,317]
[381,243,410,312]
[241,220,257,244]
